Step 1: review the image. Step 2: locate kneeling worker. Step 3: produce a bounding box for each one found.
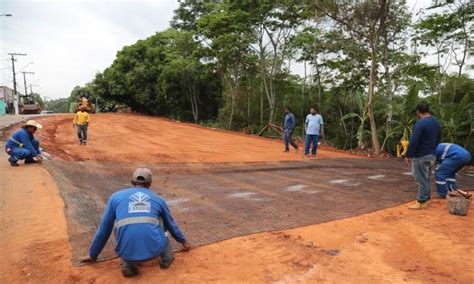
[5,120,43,167]
[435,143,472,199]
[81,167,191,277]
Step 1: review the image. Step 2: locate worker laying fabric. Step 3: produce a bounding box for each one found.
[73,106,90,145]
[434,143,472,199]
[81,167,191,278]
[4,120,43,167]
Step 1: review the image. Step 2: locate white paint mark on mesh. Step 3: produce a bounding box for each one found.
[368,175,385,180]
[286,184,307,192]
[167,198,190,206]
[330,179,349,184]
[228,192,256,198]
[304,190,322,194]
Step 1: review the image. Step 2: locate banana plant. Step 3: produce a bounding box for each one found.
[340,91,370,149]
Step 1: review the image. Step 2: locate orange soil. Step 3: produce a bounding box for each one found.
[32,113,354,163]
[1,114,473,283]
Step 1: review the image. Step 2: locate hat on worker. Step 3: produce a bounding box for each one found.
[23,120,43,129]
[132,167,153,184]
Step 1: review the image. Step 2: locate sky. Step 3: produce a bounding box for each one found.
[0,0,449,100]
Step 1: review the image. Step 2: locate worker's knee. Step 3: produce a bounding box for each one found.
[11,148,31,159]
[31,139,40,149]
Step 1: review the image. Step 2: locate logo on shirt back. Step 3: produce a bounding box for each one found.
[128,192,151,213]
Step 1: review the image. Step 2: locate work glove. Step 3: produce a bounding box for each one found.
[33,156,43,164]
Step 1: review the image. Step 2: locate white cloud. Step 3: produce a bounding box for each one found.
[1,0,178,99]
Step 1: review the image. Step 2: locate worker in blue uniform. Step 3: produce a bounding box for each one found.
[81,168,192,277]
[4,120,43,167]
[435,143,472,199]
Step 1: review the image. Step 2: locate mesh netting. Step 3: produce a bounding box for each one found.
[43,158,474,266]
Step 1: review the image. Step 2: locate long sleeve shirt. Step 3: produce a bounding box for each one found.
[283,112,296,130]
[5,128,41,156]
[89,187,186,261]
[436,143,471,162]
[405,116,441,158]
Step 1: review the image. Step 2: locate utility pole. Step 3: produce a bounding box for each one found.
[22,71,34,96]
[8,53,27,115]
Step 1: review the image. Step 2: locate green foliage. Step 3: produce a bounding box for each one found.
[45,98,68,113]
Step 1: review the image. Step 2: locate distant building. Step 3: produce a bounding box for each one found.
[0,86,22,114]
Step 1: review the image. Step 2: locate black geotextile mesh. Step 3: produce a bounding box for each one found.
[43,158,474,266]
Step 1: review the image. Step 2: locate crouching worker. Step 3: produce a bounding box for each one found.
[81,167,192,278]
[5,120,43,167]
[434,143,472,199]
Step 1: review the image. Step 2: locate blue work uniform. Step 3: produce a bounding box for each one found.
[435,143,472,197]
[5,128,41,163]
[89,187,186,261]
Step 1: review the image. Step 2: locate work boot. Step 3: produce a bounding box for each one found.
[25,159,38,164]
[408,201,430,210]
[121,262,139,278]
[432,195,446,200]
[159,256,175,269]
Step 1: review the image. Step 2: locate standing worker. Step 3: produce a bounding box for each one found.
[405,101,441,210]
[81,167,191,278]
[73,106,90,145]
[434,143,472,199]
[304,107,324,157]
[283,107,299,152]
[4,120,43,167]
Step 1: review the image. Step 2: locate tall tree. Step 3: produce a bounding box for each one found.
[314,0,402,155]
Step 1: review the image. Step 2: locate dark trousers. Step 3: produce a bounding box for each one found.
[284,129,298,151]
[76,124,88,143]
[304,134,319,156]
[121,218,174,272]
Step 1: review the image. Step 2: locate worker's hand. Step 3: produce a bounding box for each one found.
[404,157,412,167]
[181,240,192,252]
[79,256,97,264]
[33,156,43,164]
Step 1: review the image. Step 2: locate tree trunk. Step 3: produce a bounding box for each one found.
[191,84,199,123]
[368,43,381,155]
[382,38,393,152]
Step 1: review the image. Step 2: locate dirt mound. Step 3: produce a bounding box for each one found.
[28,113,355,163]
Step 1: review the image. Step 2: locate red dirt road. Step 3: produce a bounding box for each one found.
[33,113,354,163]
[1,114,473,283]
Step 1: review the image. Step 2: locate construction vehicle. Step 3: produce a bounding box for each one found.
[19,94,42,114]
[70,88,96,113]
